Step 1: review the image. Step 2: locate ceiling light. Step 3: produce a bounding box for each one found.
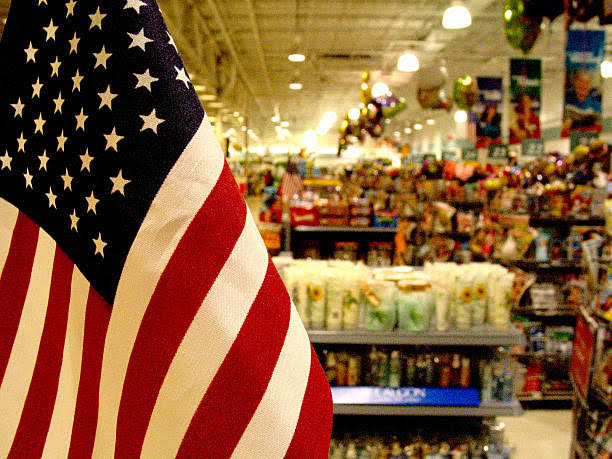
[394,131,401,138]
[289,82,303,90]
[241,125,247,132]
[208,102,224,108]
[442,3,472,29]
[301,130,317,150]
[454,110,468,123]
[413,123,423,131]
[601,60,612,78]
[271,115,280,123]
[199,94,217,101]
[288,53,306,62]
[281,121,290,127]
[238,116,245,123]
[316,111,338,135]
[193,85,207,92]
[404,127,412,134]
[233,111,240,117]
[426,119,435,125]
[371,82,390,98]
[348,108,361,121]
[397,53,420,72]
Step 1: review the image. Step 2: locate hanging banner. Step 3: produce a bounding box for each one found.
[474,77,503,149]
[509,59,542,145]
[563,30,606,138]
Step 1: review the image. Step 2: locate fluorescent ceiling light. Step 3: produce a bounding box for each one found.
[601,60,612,78]
[371,82,390,98]
[454,110,468,123]
[442,3,472,29]
[426,119,435,125]
[413,123,423,131]
[238,116,245,123]
[404,127,412,134]
[233,111,240,117]
[193,85,207,92]
[271,115,280,123]
[199,94,217,101]
[288,53,306,62]
[301,130,317,150]
[208,102,224,108]
[397,53,420,72]
[394,131,401,138]
[289,82,303,90]
[316,111,338,135]
[348,108,361,121]
[241,125,247,132]
[281,121,290,127]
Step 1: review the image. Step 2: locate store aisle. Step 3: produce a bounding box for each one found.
[500,410,572,459]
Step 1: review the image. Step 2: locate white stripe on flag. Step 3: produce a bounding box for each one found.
[93,117,224,456]
[141,211,268,458]
[41,267,89,458]
[231,304,311,458]
[0,200,19,274]
[0,231,56,457]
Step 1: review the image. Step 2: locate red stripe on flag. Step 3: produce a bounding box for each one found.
[0,212,40,385]
[116,163,248,457]
[9,248,73,458]
[67,288,111,459]
[177,259,291,457]
[284,347,333,459]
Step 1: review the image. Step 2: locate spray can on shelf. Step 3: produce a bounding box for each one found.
[368,347,380,386]
[389,350,402,388]
[424,354,435,387]
[460,356,471,388]
[347,355,361,387]
[378,350,390,387]
[405,355,416,387]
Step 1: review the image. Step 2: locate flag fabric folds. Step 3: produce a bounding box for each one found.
[0,0,332,457]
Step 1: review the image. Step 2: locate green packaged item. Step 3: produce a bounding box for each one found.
[363,280,396,331]
[397,280,432,332]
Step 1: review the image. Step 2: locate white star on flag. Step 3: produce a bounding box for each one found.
[66,0,77,17]
[85,191,100,214]
[134,69,158,92]
[104,128,124,151]
[46,187,58,209]
[94,45,112,69]
[140,109,164,134]
[110,170,131,195]
[128,29,153,52]
[92,233,107,257]
[0,151,12,170]
[11,98,25,118]
[50,57,62,77]
[75,108,88,131]
[38,150,50,170]
[61,169,74,190]
[89,7,107,30]
[23,168,34,189]
[17,132,27,152]
[69,32,80,54]
[72,69,84,92]
[57,130,68,151]
[69,209,79,231]
[43,19,58,41]
[80,149,94,172]
[167,31,178,52]
[53,92,65,114]
[24,42,37,63]
[124,0,147,12]
[34,113,46,134]
[98,86,118,110]
[175,66,191,88]
[32,77,43,98]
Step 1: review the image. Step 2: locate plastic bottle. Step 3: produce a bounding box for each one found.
[389,350,402,388]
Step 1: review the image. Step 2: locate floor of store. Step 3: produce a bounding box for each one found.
[501,409,572,459]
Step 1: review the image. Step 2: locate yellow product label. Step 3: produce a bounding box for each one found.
[308,284,323,302]
[460,287,473,303]
[474,284,487,300]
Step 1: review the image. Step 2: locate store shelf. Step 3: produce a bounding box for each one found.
[529,216,605,227]
[518,391,574,402]
[293,225,398,234]
[438,231,472,241]
[308,325,526,347]
[512,307,577,318]
[493,258,581,270]
[514,351,572,360]
[333,399,523,417]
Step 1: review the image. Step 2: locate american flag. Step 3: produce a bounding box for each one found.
[0,1,332,457]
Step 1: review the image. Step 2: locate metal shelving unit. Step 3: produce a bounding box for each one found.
[333,399,523,417]
[308,326,526,347]
[293,225,398,234]
[518,392,574,402]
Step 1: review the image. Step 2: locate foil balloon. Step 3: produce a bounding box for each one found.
[376,94,407,118]
[417,88,453,111]
[417,65,449,90]
[363,100,383,126]
[360,71,372,105]
[504,0,542,54]
[367,122,384,138]
[416,65,450,111]
[452,76,478,110]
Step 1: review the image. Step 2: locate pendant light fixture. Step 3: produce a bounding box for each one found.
[442,1,472,29]
[601,60,612,78]
[397,53,420,72]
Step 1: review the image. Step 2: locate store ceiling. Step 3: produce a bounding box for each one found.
[1,0,610,147]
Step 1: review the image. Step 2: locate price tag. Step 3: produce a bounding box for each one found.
[570,130,599,151]
[462,148,478,161]
[488,144,509,160]
[521,139,545,157]
[442,150,457,161]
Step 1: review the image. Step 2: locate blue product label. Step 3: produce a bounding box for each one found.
[331,386,481,406]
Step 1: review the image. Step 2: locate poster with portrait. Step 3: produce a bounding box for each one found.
[563,30,606,137]
[474,78,503,149]
[509,59,541,145]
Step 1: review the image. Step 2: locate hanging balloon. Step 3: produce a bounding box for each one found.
[567,0,600,23]
[452,75,478,110]
[363,100,383,125]
[376,94,407,118]
[417,88,453,111]
[504,0,542,54]
[417,65,449,90]
[367,122,384,138]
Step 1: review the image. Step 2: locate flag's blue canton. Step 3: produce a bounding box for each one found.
[0,0,205,304]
